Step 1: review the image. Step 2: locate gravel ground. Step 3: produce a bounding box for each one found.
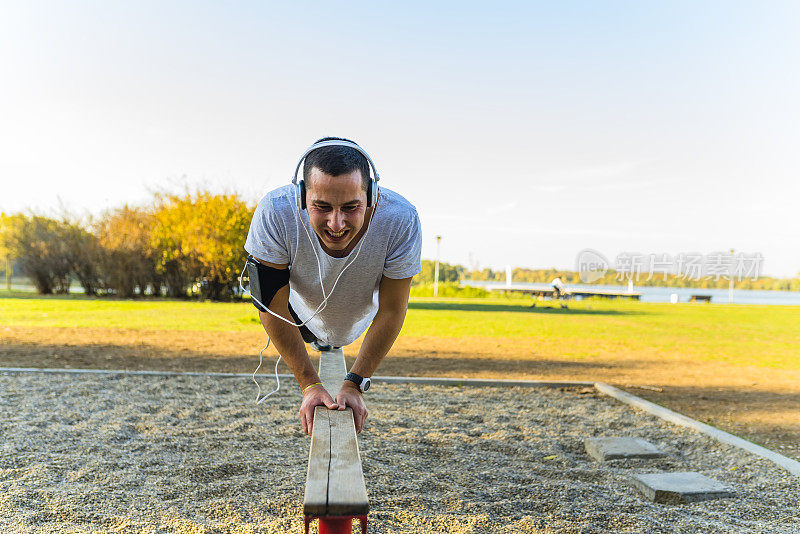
[1,371,798,534]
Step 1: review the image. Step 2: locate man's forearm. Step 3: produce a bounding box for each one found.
[350,306,407,377]
[258,297,320,389]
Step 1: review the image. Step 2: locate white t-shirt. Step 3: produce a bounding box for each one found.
[245,184,422,347]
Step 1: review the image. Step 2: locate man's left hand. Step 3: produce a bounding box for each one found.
[335,381,368,434]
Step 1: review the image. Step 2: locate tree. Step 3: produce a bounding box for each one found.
[96,206,159,297]
[151,191,253,300]
[0,218,9,284]
[413,259,465,286]
[0,214,71,294]
[60,217,103,296]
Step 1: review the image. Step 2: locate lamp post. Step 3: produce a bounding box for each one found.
[433,235,442,297]
[729,248,735,304]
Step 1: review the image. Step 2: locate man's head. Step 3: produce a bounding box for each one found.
[302,137,373,255]
[303,137,371,191]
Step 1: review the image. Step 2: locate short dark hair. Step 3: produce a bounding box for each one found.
[303,136,371,191]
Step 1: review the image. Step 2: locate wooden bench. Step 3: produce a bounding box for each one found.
[689,294,712,303]
[303,348,369,533]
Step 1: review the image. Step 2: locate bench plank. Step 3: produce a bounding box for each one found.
[318,348,346,393]
[303,407,330,516]
[327,409,369,515]
[303,348,369,517]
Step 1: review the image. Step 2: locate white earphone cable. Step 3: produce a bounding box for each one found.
[251,338,278,404]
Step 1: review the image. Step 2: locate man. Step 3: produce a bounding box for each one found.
[244,137,421,436]
[550,277,569,308]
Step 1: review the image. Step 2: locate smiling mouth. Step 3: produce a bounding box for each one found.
[324,229,349,241]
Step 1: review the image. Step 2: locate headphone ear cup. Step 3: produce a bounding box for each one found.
[366,178,376,208]
[296,180,307,210]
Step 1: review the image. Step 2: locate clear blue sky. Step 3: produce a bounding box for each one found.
[2,1,799,276]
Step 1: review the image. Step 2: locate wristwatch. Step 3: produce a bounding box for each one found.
[345,372,371,393]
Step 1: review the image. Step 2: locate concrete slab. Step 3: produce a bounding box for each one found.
[630,472,736,504]
[595,382,800,478]
[584,437,666,462]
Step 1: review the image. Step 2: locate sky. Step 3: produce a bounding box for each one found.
[2,1,799,277]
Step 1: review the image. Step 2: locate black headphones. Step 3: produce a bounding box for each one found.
[291,139,380,210]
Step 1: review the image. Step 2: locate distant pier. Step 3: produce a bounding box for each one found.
[461,281,642,300]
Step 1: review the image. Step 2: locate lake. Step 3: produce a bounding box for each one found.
[462,280,800,305]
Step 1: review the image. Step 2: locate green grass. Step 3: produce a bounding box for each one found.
[1,292,799,369]
[403,297,800,368]
[0,292,256,331]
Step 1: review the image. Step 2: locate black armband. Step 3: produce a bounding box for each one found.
[246,256,290,312]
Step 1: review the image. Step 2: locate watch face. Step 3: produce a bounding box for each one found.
[362,378,370,392]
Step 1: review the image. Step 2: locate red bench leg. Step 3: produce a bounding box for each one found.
[304,515,368,534]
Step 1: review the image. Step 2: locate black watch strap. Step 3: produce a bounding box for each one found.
[345,372,370,392]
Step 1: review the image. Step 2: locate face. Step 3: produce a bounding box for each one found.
[305,167,368,253]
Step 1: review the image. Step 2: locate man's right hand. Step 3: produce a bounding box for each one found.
[299,385,339,436]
